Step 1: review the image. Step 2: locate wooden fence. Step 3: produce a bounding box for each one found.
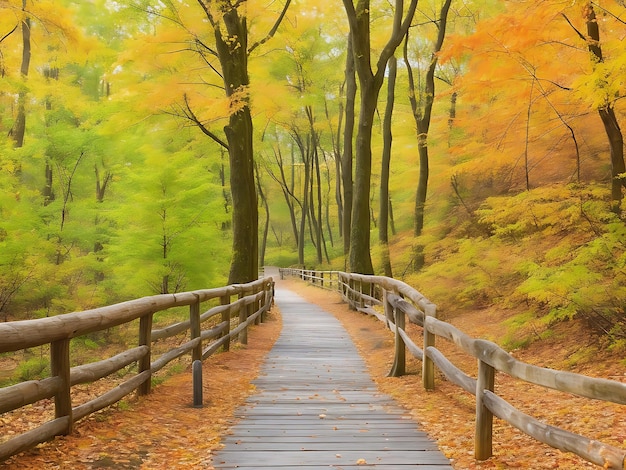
[0,277,274,462]
[280,268,626,469]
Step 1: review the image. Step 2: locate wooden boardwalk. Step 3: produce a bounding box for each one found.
[212,287,454,469]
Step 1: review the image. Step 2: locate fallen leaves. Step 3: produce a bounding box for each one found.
[3,280,624,470]
[1,309,282,469]
[288,280,625,470]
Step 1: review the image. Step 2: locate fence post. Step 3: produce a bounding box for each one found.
[260,283,267,323]
[475,359,495,460]
[383,289,393,327]
[358,280,364,309]
[388,293,406,377]
[239,290,248,345]
[339,273,344,300]
[51,338,73,434]
[220,294,231,352]
[138,313,153,396]
[348,278,355,310]
[254,285,262,326]
[190,295,201,363]
[422,305,436,391]
[192,360,203,408]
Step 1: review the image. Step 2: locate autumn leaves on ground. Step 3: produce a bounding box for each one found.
[3,279,624,469]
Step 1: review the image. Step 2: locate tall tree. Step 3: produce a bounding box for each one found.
[342,0,418,274]
[255,162,270,268]
[379,55,397,277]
[564,3,626,212]
[178,0,291,283]
[10,0,31,148]
[263,141,302,260]
[342,35,356,259]
[255,11,345,267]
[407,0,452,237]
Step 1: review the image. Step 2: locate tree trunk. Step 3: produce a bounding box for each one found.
[266,143,300,248]
[583,4,625,212]
[322,151,335,248]
[349,81,377,274]
[379,55,397,278]
[325,97,344,239]
[325,195,334,248]
[379,55,396,246]
[11,1,30,148]
[219,149,231,230]
[307,107,324,264]
[212,7,258,283]
[94,165,112,281]
[314,149,324,264]
[292,132,311,267]
[414,139,429,236]
[448,91,457,147]
[191,0,290,279]
[343,0,418,274]
[598,107,625,211]
[389,198,396,236]
[407,0,452,236]
[43,163,55,205]
[342,35,356,259]
[255,163,270,269]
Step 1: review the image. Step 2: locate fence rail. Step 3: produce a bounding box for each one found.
[0,277,274,462]
[280,268,626,469]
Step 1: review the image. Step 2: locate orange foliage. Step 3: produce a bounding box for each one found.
[439,0,626,194]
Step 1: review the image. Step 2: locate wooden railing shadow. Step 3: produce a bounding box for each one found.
[280,268,626,469]
[0,277,274,462]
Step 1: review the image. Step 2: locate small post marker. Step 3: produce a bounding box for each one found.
[192,360,203,408]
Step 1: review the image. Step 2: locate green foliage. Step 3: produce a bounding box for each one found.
[492,188,626,338]
[501,311,539,350]
[15,356,50,382]
[116,400,133,412]
[408,183,626,350]
[0,0,624,365]
[475,186,587,239]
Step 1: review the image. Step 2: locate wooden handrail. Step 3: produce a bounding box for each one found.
[281,268,626,470]
[0,277,275,462]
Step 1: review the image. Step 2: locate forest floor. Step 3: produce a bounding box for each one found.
[2,278,625,469]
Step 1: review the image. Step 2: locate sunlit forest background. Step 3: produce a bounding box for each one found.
[1,0,625,353]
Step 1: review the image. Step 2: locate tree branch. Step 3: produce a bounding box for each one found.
[0,23,18,44]
[592,2,626,27]
[376,0,419,80]
[248,0,292,54]
[195,0,216,27]
[561,13,587,41]
[180,94,229,149]
[194,37,219,58]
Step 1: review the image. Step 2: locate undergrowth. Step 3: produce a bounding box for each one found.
[404,184,626,357]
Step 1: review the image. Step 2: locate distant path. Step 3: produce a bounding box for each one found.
[212,282,453,469]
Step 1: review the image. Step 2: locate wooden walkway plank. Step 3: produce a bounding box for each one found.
[212,287,453,469]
